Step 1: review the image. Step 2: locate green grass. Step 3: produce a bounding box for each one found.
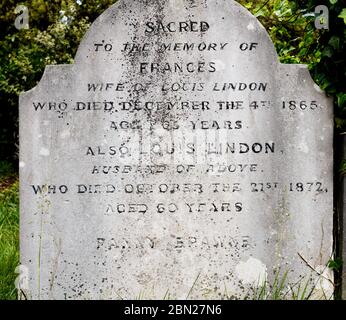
[0,161,14,179]
[0,161,19,300]
[249,272,314,300]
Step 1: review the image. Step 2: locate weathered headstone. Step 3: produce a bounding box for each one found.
[20,0,334,300]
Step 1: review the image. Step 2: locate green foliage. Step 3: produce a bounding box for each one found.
[339,159,346,176]
[239,0,320,64]
[251,271,290,300]
[303,1,345,114]
[328,258,343,271]
[0,161,15,180]
[0,0,117,161]
[0,180,19,300]
[238,0,345,122]
[249,271,314,300]
[248,266,336,300]
[338,8,346,24]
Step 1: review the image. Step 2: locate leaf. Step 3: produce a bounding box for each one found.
[328,36,340,49]
[338,8,346,24]
[328,258,343,271]
[322,46,333,57]
[244,1,253,9]
[335,117,346,129]
[337,93,346,108]
[329,0,338,4]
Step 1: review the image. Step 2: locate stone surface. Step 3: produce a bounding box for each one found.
[20,0,334,300]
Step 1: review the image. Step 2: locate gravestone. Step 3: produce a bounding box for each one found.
[19,0,334,300]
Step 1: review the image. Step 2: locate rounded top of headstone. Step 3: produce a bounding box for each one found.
[74,0,279,66]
